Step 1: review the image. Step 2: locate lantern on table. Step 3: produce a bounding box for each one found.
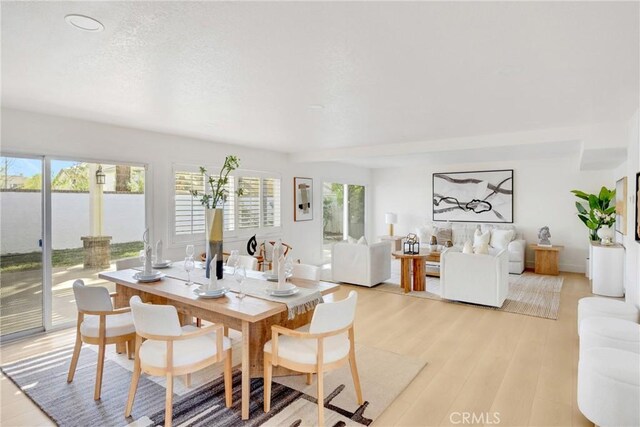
[403,233,420,255]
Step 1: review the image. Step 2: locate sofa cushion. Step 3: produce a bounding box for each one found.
[474,242,490,255]
[473,229,491,247]
[434,226,452,245]
[490,229,515,249]
[357,236,368,245]
[416,226,432,243]
[462,240,474,254]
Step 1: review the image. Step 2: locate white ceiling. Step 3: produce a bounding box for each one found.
[2,1,639,160]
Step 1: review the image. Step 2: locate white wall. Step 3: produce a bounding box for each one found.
[0,108,371,266]
[372,156,614,273]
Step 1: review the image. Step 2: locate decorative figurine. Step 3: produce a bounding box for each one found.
[538,226,552,247]
[445,240,453,248]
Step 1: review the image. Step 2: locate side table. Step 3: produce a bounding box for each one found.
[392,251,430,293]
[380,236,403,252]
[529,244,563,276]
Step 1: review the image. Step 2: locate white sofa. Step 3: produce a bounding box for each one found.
[331,241,391,287]
[440,247,509,307]
[417,222,526,274]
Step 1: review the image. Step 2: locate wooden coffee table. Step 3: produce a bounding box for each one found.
[392,251,433,293]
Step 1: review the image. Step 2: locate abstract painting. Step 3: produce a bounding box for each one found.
[294,177,313,221]
[615,176,627,235]
[433,169,514,223]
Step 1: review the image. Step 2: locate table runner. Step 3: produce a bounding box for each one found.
[134,264,323,319]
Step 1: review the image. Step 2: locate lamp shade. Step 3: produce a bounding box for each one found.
[385,212,397,225]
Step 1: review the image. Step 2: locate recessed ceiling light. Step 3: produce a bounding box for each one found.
[65,14,104,32]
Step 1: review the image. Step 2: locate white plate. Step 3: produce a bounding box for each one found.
[133,272,165,283]
[270,283,297,293]
[194,288,229,298]
[266,288,300,297]
[152,260,172,269]
[196,286,230,296]
[263,272,293,282]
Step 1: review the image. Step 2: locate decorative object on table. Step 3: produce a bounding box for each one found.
[432,169,514,223]
[636,172,640,242]
[293,177,313,221]
[445,239,453,248]
[208,255,218,291]
[571,186,616,241]
[615,177,627,235]
[272,239,282,274]
[538,226,552,247]
[246,234,257,255]
[143,244,153,275]
[190,155,243,279]
[403,233,419,254]
[385,212,398,236]
[152,240,171,268]
[429,235,437,248]
[183,256,195,285]
[234,265,246,299]
[277,253,286,289]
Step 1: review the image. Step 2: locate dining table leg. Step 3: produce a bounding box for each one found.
[241,320,250,420]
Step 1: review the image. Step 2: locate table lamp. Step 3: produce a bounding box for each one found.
[385,212,397,236]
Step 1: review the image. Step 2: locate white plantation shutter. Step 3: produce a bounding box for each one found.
[174,171,205,236]
[237,177,261,229]
[262,178,281,227]
[223,178,235,232]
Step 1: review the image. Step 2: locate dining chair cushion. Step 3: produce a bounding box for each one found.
[264,329,350,365]
[139,325,231,368]
[80,312,136,338]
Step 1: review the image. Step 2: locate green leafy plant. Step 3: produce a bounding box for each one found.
[191,155,243,209]
[571,187,616,241]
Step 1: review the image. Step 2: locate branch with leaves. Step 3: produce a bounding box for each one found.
[571,186,616,241]
[191,155,244,209]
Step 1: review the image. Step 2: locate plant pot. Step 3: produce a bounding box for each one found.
[205,208,224,279]
[597,225,615,245]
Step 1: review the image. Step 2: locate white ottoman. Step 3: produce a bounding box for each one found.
[577,297,639,334]
[579,317,640,359]
[578,348,640,427]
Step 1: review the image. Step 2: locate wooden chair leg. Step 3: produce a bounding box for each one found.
[165,373,174,427]
[263,353,272,412]
[125,353,141,417]
[94,340,106,400]
[317,367,324,426]
[67,332,82,383]
[306,373,313,385]
[223,326,229,337]
[127,339,134,360]
[185,373,191,388]
[349,352,364,404]
[224,349,233,408]
[196,318,202,328]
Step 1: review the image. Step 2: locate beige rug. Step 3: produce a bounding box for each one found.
[375,272,563,320]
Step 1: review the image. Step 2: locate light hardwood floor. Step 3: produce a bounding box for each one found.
[0,272,593,426]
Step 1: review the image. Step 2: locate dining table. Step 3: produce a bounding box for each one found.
[99,265,339,420]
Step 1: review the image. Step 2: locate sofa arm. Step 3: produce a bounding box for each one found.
[508,239,526,256]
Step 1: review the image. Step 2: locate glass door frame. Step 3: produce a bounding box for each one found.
[0,151,151,337]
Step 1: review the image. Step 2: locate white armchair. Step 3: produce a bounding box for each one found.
[331,241,391,287]
[440,248,509,307]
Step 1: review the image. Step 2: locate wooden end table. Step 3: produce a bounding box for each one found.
[392,251,432,293]
[380,235,403,252]
[529,244,563,276]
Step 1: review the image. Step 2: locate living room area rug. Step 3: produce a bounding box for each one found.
[1,336,426,427]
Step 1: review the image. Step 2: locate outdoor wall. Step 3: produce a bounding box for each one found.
[372,155,615,273]
[0,191,145,254]
[1,108,372,266]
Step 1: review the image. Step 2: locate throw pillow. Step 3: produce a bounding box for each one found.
[416,226,431,244]
[357,236,368,245]
[434,227,452,245]
[474,242,489,255]
[473,229,490,247]
[490,229,515,249]
[462,240,474,254]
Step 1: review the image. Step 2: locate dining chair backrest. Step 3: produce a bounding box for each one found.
[129,295,182,337]
[292,263,321,281]
[309,291,358,335]
[261,241,292,262]
[72,279,113,312]
[116,257,139,271]
[237,255,258,271]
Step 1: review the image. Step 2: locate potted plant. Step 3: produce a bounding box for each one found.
[571,187,616,242]
[191,155,243,278]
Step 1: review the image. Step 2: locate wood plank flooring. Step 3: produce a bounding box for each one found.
[0,272,593,426]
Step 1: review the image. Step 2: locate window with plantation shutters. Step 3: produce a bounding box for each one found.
[174,171,205,237]
[262,178,281,228]
[237,177,261,229]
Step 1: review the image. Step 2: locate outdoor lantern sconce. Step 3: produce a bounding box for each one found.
[96,165,106,185]
[403,233,419,254]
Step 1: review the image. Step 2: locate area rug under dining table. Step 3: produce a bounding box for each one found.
[1,335,426,426]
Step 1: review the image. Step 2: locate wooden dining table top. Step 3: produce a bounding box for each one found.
[98,268,339,323]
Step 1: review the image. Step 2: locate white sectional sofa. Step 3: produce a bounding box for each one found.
[331,241,391,287]
[416,222,526,274]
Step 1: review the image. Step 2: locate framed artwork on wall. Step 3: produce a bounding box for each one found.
[636,172,640,242]
[615,176,627,235]
[294,177,313,221]
[432,169,514,223]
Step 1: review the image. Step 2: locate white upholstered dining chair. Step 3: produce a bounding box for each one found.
[67,279,136,400]
[292,263,321,281]
[263,291,363,425]
[125,296,233,427]
[232,255,259,271]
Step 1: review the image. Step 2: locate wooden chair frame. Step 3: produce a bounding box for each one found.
[67,292,136,401]
[263,323,363,426]
[125,323,232,427]
[257,241,292,272]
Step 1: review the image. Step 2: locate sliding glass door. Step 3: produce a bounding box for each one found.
[0,155,45,337]
[322,183,366,263]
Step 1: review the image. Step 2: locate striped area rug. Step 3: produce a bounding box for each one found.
[1,340,425,426]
